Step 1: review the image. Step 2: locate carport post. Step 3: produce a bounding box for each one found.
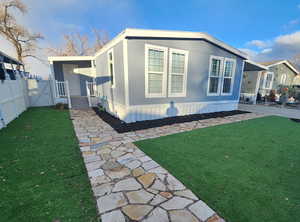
[65,81,72,109]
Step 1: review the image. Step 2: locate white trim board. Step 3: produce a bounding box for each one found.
[123,39,130,107]
[48,56,94,62]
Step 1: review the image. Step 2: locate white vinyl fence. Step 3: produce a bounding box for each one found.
[0,79,28,129]
[0,79,58,130]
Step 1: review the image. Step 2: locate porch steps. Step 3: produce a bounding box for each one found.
[71,96,90,110]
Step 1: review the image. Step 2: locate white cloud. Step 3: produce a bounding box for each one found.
[275,31,300,45]
[242,30,300,63]
[246,40,271,49]
[283,19,300,30]
[238,48,258,58]
[261,48,272,54]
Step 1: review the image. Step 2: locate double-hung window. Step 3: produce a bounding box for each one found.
[107,49,115,88]
[263,72,274,89]
[208,56,236,96]
[145,44,168,98]
[221,58,236,95]
[208,56,223,95]
[168,49,188,97]
[280,74,287,85]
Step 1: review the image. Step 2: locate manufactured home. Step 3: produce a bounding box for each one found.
[49,28,263,123]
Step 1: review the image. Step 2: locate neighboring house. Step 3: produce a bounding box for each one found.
[241,60,299,103]
[49,28,264,123]
[0,50,25,80]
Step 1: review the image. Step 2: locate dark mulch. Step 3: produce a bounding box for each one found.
[93,107,250,133]
[291,118,300,123]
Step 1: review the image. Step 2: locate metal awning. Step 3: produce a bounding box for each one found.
[244,60,268,72]
[0,50,23,65]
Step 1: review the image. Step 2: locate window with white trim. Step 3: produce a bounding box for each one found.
[263,72,274,89]
[280,74,287,85]
[107,49,115,88]
[221,58,236,95]
[208,56,223,95]
[145,44,168,97]
[168,49,188,97]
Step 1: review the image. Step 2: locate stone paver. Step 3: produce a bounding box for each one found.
[101,210,126,222]
[143,207,169,222]
[112,178,142,192]
[189,200,216,222]
[97,192,127,213]
[169,209,199,222]
[71,109,264,221]
[122,205,153,221]
[161,196,194,210]
[126,189,154,204]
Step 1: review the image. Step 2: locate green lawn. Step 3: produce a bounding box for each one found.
[0,108,98,222]
[135,116,300,222]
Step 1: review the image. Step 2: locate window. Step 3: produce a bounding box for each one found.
[263,72,274,89]
[168,49,188,97]
[221,58,236,95]
[145,44,168,98]
[280,74,287,85]
[208,56,223,95]
[107,49,115,88]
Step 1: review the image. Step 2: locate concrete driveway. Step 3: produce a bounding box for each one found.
[239,104,300,119]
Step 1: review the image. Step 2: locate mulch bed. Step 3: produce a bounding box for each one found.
[93,107,250,133]
[290,118,300,123]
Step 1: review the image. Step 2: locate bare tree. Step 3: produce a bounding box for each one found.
[47,29,109,56]
[0,0,43,65]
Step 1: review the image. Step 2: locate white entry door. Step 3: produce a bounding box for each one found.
[63,64,81,96]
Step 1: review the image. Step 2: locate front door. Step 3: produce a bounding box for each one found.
[63,64,81,96]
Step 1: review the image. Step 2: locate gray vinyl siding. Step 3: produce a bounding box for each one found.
[127,38,244,106]
[259,63,297,95]
[95,41,125,105]
[53,60,92,96]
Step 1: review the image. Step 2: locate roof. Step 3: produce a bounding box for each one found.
[259,60,299,75]
[48,56,94,62]
[94,28,248,59]
[0,50,23,65]
[47,28,248,62]
[244,60,268,71]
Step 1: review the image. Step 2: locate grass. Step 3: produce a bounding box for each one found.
[134,116,300,222]
[0,107,98,222]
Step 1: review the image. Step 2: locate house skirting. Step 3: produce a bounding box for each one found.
[104,100,239,123]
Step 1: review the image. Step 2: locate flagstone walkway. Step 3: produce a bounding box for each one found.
[70,109,265,222]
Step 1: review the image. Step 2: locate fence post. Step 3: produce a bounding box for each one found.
[65,81,72,109]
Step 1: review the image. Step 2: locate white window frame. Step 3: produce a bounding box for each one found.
[280,74,287,85]
[207,56,224,96]
[145,44,168,98]
[168,48,189,97]
[263,72,274,89]
[107,49,115,88]
[221,58,236,96]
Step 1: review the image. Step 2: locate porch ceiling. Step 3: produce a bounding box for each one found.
[244,60,268,72]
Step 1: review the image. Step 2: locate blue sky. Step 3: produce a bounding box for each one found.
[1,0,300,77]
